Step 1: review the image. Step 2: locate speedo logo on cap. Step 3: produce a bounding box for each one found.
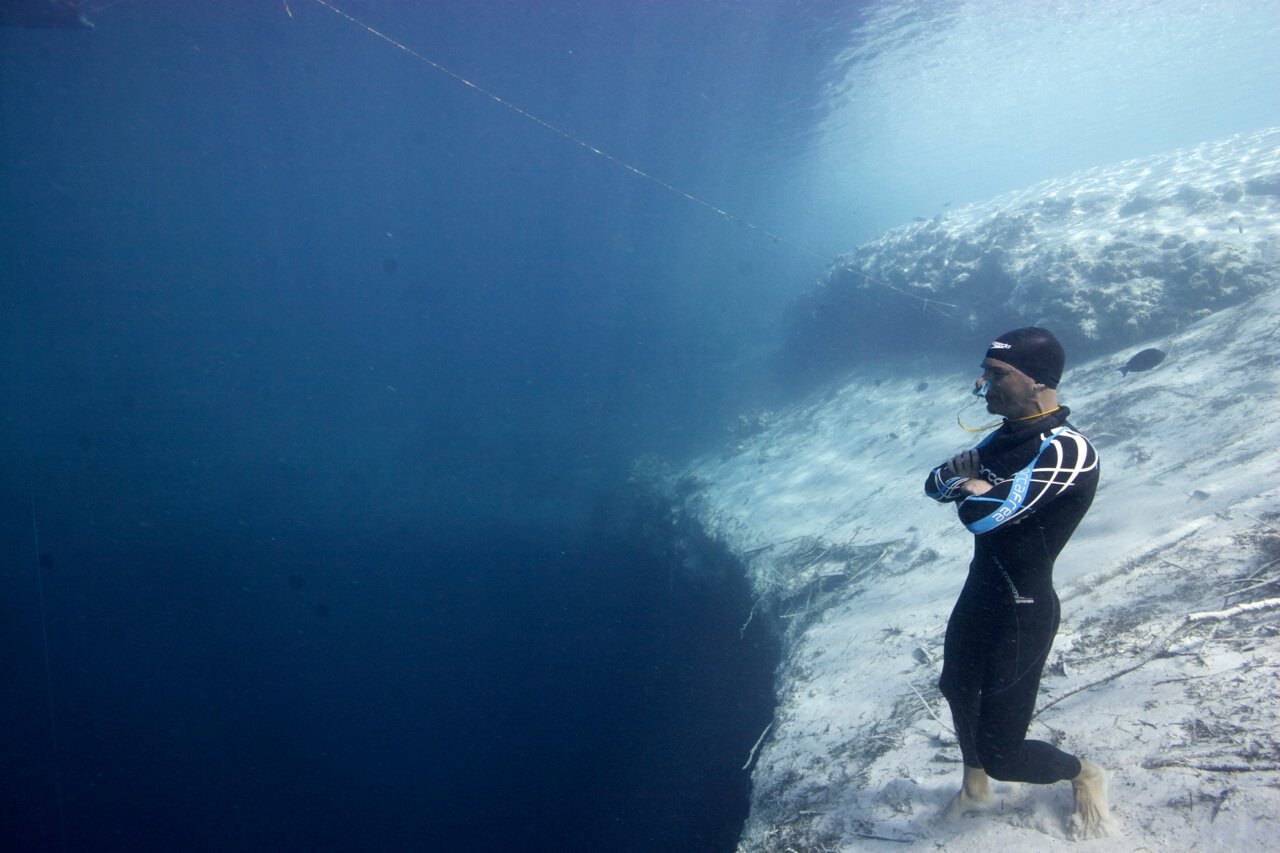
[989,341,1012,349]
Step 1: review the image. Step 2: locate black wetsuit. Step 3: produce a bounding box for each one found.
[925,407,1099,783]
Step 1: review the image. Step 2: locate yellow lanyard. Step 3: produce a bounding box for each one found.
[957,406,1061,433]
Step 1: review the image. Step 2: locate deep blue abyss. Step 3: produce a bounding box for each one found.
[0,2,834,850]
[3,512,778,851]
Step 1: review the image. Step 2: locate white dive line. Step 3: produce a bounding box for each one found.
[304,0,956,313]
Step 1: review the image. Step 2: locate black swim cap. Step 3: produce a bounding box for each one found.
[985,327,1065,389]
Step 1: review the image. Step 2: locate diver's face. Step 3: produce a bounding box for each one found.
[977,358,1038,418]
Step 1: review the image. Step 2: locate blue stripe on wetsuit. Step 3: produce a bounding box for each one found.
[963,429,1063,534]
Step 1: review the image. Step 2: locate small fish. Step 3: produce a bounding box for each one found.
[1118,348,1167,376]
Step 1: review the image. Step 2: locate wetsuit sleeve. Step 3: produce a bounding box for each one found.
[957,428,1098,534]
[925,464,969,503]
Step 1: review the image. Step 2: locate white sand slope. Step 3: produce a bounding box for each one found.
[667,170,1280,849]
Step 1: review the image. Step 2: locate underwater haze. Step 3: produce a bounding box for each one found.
[2,1,1278,851]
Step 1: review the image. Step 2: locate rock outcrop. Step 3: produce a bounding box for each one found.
[783,128,1280,380]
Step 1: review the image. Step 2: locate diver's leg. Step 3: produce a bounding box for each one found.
[938,594,992,814]
[972,594,1078,783]
[973,594,1113,836]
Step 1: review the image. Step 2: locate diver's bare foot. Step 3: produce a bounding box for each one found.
[1069,759,1113,839]
[945,766,992,817]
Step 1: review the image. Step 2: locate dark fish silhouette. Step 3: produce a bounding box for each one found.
[1118,348,1166,376]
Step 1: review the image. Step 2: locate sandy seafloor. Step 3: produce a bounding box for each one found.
[657,135,1280,851]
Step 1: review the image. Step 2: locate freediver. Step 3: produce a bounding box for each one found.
[924,327,1112,839]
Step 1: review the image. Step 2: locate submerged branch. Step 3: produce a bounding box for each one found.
[1038,597,1280,715]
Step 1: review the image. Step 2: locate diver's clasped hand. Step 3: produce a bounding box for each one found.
[947,449,982,479]
[948,449,995,496]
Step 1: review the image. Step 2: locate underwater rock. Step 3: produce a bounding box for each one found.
[782,128,1280,379]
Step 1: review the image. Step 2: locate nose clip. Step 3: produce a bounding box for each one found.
[973,380,989,398]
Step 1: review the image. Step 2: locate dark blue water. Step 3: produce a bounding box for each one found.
[0,2,848,850]
[7,1,1278,849]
